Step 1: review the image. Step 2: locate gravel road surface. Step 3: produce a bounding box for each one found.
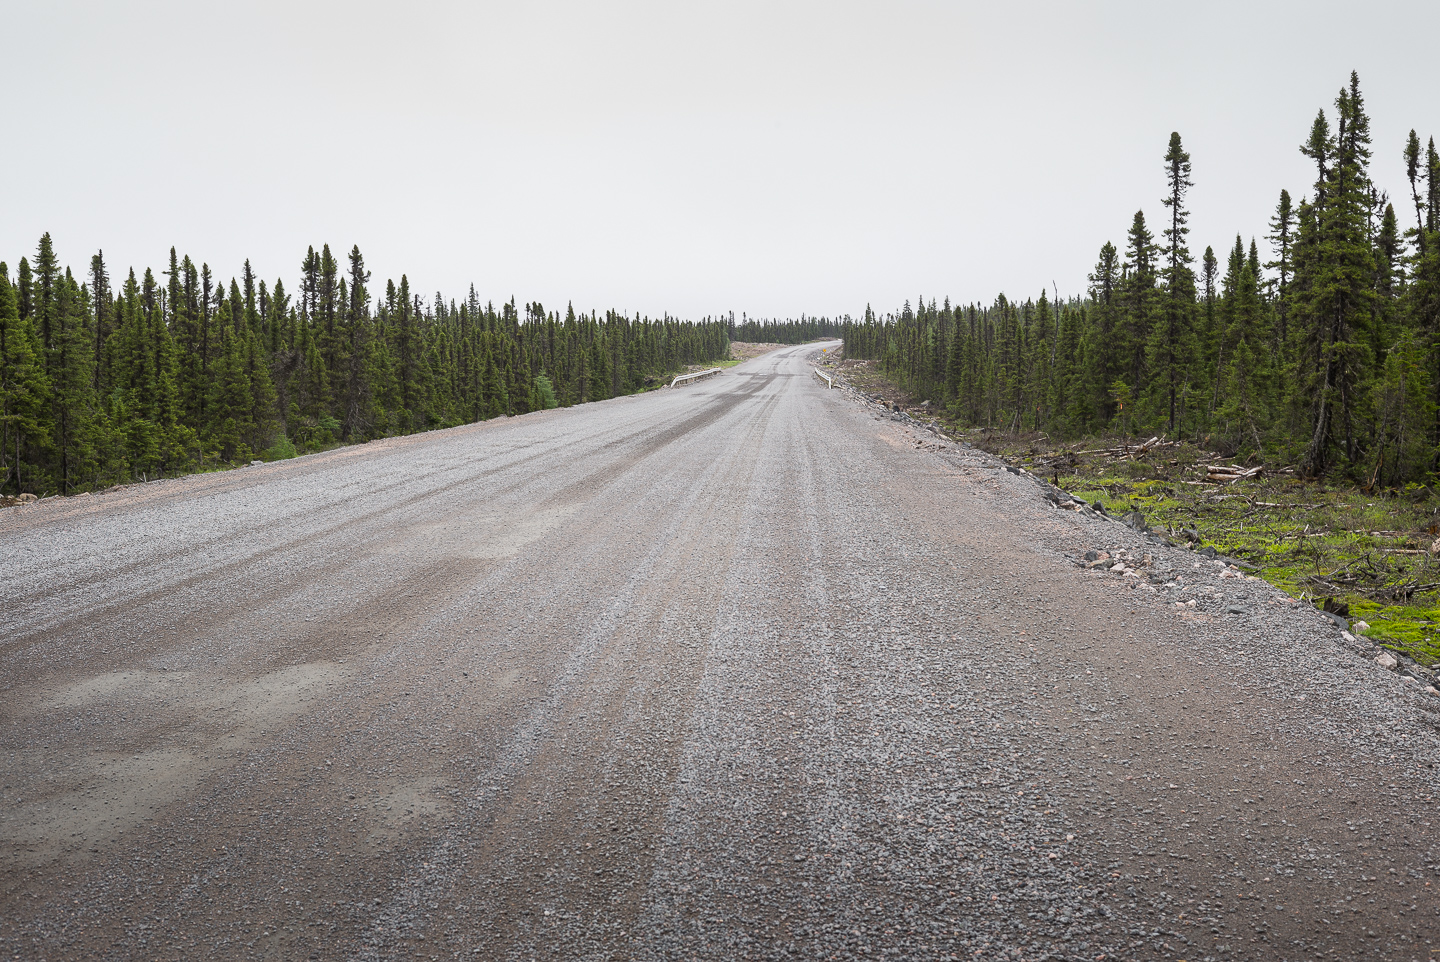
[3,343,1439,961]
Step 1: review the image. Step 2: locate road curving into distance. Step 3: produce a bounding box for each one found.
[2,341,1438,960]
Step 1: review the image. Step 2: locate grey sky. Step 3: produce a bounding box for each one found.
[6,1,1438,320]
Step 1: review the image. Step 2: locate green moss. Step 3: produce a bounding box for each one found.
[1023,438,1440,665]
[1348,601,1440,667]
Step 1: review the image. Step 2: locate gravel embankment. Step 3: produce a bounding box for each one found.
[2,342,1437,961]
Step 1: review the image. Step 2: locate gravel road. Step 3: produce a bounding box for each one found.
[3,343,1439,961]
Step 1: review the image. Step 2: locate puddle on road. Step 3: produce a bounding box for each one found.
[3,662,349,869]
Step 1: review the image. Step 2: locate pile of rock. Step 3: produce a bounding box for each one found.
[1078,548,1178,588]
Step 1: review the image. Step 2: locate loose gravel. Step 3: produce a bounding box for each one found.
[2,343,1438,961]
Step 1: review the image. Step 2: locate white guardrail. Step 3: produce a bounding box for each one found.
[671,368,722,388]
[813,369,833,389]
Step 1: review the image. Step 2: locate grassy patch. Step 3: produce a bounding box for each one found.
[1348,601,1440,664]
[1014,437,1440,665]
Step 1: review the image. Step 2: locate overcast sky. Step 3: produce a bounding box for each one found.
[5,1,1439,321]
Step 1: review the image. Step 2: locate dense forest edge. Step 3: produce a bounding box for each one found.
[844,72,1440,490]
[0,237,840,498]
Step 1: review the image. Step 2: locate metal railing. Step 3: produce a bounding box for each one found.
[671,368,722,388]
[813,369,833,389]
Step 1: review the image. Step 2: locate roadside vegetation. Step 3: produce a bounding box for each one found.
[833,353,1440,668]
[834,71,1440,666]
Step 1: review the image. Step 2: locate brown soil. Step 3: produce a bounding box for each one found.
[727,341,794,361]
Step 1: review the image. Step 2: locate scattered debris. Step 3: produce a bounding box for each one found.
[1203,464,1265,484]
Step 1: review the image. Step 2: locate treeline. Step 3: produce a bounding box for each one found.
[0,240,730,495]
[728,315,843,344]
[846,72,1440,485]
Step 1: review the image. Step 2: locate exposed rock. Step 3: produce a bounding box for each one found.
[1122,509,1147,532]
[1197,546,1217,559]
[1375,651,1399,670]
[1398,656,1437,686]
[1352,620,1370,633]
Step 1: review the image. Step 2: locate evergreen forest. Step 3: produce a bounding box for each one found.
[844,72,1440,486]
[729,315,843,344]
[0,241,744,496]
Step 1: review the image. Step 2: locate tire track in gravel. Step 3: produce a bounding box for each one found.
[351,385,787,959]
[0,382,787,958]
[0,387,763,643]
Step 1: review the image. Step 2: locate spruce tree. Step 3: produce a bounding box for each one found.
[1150,132,1197,434]
[1216,246,1272,452]
[31,235,63,372]
[1265,190,1295,347]
[1119,211,1159,411]
[342,245,371,439]
[1298,74,1378,475]
[50,269,97,491]
[1404,130,1427,258]
[1087,241,1122,424]
[89,250,111,392]
[16,257,33,324]
[0,265,50,493]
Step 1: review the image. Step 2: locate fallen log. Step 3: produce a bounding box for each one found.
[1205,465,1263,483]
